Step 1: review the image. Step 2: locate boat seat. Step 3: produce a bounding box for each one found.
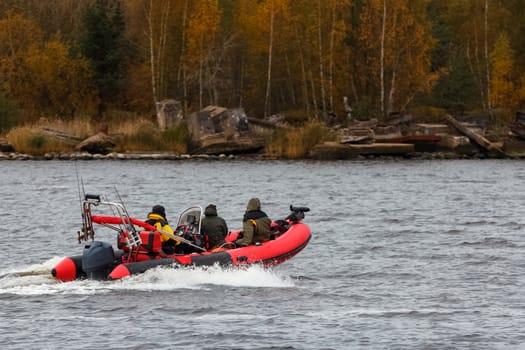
[118,230,162,254]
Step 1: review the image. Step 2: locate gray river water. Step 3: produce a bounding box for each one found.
[1,159,524,349]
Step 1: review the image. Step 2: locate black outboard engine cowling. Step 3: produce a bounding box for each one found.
[286,205,310,223]
[82,241,116,280]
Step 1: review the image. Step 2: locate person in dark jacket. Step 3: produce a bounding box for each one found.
[200,204,229,249]
[145,205,179,254]
[235,198,272,247]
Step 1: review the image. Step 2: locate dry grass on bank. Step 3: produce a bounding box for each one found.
[266,119,336,158]
[5,116,190,155]
[116,120,190,154]
[6,126,74,155]
[5,116,332,158]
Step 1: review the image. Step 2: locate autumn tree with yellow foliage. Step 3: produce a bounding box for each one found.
[357,0,437,119]
[186,0,222,109]
[490,33,515,113]
[1,0,525,129]
[0,11,97,120]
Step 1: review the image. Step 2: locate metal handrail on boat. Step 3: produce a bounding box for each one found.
[77,194,142,248]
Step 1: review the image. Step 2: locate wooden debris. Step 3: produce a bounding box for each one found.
[408,123,451,135]
[75,132,115,155]
[339,127,374,144]
[374,125,402,142]
[191,136,265,155]
[437,135,471,149]
[445,114,505,156]
[310,141,414,160]
[40,127,83,143]
[384,112,412,125]
[348,118,378,129]
[186,105,265,155]
[247,116,290,130]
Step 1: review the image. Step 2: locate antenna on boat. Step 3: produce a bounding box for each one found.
[114,186,131,222]
[114,186,129,216]
[75,162,90,243]
[113,186,142,249]
[74,162,83,206]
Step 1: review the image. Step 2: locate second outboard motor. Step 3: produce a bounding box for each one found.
[82,241,116,280]
[286,205,310,223]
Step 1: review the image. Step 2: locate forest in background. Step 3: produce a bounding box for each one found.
[0,0,524,133]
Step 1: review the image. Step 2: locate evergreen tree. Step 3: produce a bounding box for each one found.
[79,0,125,115]
[428,0,486,114]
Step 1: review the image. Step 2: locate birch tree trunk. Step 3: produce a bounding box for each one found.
[285,53,297,106]
[158,2,170,99]
[146,0,170,110]
[309,69,319,116]
[177,0,189,114]
[239,54,245,107]
[484,0,492,117]
[264,0,274,118]
[328,0,336,112]
[464,5,488,113]
[380,0,386,118]
[147,0,158,108]
[474,31,487,111]
[199,46,203,109]
[386,6,398,116]
[387,69,396,116]
[293,21,310,116]
[318,0,326,118]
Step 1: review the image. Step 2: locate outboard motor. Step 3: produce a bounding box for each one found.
[286,205,310,223]
[82,241,116,280]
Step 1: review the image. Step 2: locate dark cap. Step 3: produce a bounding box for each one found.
[151,205,166,218]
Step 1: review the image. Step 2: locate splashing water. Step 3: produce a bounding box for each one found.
[0,258,294,296]
[118,264,295,290]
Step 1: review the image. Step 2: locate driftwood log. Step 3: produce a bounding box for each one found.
[339,127,374,144]
[40,127,83,143]
[445,114,505,156]
[75,132,115,155]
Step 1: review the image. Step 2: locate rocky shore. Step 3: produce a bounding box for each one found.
[0,151,242,161]
[4,109,525,161]
[1,146,523,161]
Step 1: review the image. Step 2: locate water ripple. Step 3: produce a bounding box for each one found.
[1,159,525,349]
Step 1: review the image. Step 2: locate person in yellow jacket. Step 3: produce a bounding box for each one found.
[145,205,179,254]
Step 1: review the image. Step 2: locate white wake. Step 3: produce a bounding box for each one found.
[0,258,295,295]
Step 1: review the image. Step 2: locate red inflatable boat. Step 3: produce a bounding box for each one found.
[52,194,311,281]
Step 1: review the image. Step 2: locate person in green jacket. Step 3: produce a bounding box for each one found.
[201,204,229,249]
[235,197,272,247]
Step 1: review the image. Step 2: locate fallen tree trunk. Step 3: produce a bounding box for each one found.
[445,114,505,156]
[40,127,83,143]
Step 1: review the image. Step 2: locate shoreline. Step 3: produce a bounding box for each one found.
[1,150,523,161]
[0,151,238,161]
